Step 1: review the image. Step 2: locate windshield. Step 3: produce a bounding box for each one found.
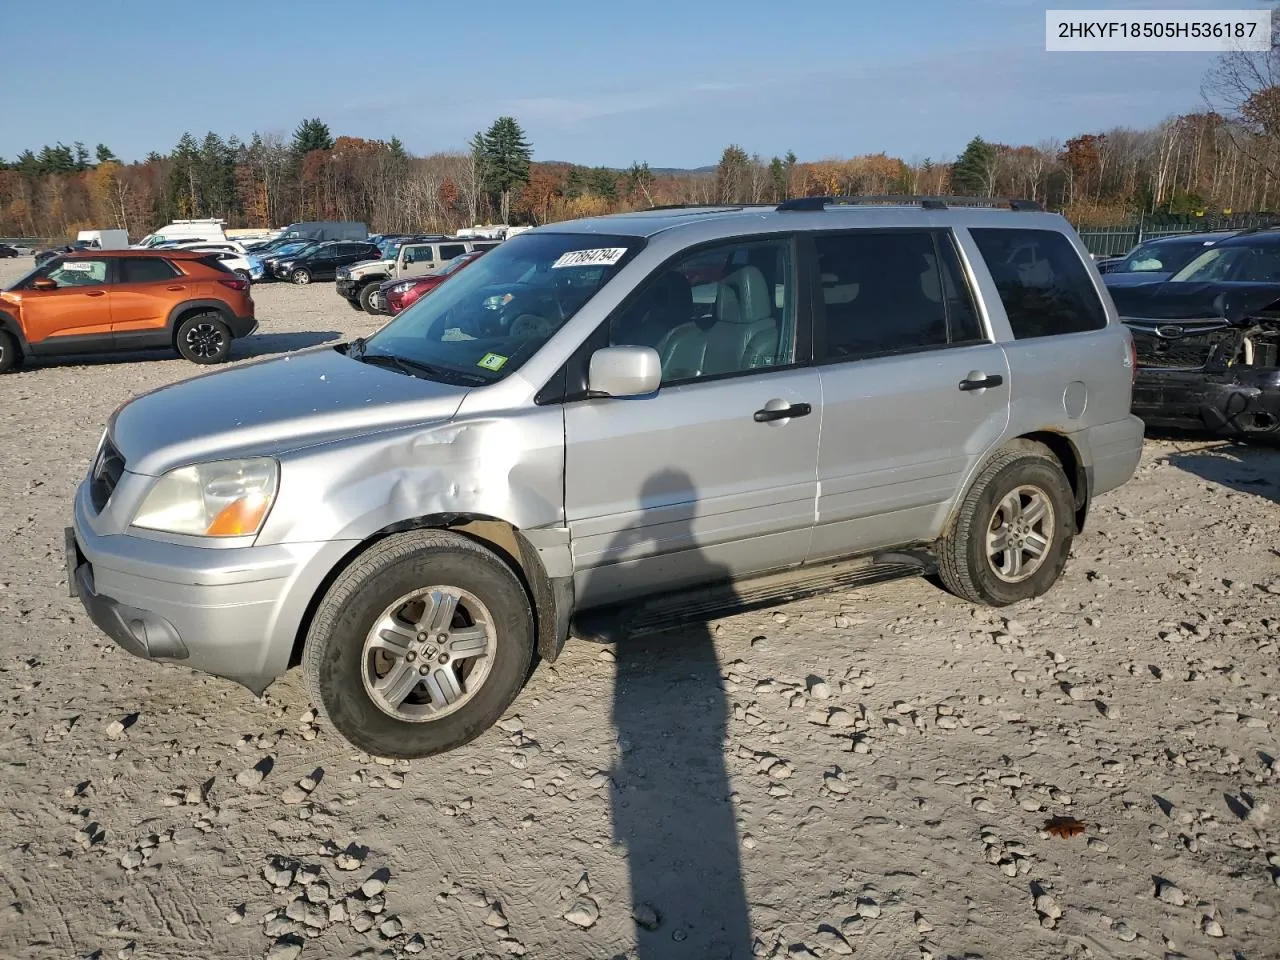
[275,241,314,257]
[357,231,644,384]
[1171,242,1280,283]
[377,239,402,259]
[1116,240,1207,275]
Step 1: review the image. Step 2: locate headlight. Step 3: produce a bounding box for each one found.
[278,260,293,270]
[390,281,415,294]
[132,458,279,538]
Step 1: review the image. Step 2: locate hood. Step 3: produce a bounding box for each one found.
[348,258,392,271]
[1109,280,1280,323]
[110,346,469,476]
[1103,271,1172,287]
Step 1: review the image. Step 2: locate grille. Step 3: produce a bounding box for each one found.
[1125,322,1234,370]
[89,436,125,512]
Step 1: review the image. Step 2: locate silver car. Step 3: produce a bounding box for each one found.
[67,198,1145,759]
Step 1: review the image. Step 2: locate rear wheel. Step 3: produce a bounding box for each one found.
[303,530,535,759]
[358,282,382,313]
[937,441,1075,606]
[0,330,20,373]
[175,313,232,364]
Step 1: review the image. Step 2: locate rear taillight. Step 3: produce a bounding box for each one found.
[1124,328,1137,384]
[218,278,248,292]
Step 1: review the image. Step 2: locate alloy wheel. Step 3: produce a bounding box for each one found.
[360,586,495,722]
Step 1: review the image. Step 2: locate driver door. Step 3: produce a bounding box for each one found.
[563,235,821,607]
[18,258,114,348]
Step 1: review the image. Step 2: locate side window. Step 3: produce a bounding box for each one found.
[439,244,468,260]
[405,247,431,264]
[936,233,986,344]
[120,257,180,284]
[813,230,956,361]
[969,228,1107,338]
[608,238,796,384]
[44,259,108,287]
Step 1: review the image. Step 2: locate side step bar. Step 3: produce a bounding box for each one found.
[571,550,935,644]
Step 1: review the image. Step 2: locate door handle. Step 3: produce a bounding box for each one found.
[959,374,1003,392]
[85,290,105,297]
[754,402,812,422]
[166,285,185,291]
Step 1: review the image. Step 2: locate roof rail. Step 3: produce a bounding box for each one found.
[776,195,1044,212]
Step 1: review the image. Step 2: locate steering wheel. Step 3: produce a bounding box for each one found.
[509,312,557,338]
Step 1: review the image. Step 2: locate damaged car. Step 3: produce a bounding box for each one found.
[1110,280,1280,439]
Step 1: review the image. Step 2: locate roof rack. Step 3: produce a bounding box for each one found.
[776,195,1044,212]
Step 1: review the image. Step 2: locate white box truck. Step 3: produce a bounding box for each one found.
[75,229,129,250]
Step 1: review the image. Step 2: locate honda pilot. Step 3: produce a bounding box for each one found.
[67,198,1144,759]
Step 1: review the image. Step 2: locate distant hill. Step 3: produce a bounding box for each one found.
[536,161,717,175]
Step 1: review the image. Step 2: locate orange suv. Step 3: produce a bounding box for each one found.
[0,249,257,373]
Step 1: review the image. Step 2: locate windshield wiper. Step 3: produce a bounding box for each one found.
[355,351,488,386]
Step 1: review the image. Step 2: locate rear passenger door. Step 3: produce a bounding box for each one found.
[111,256,185,335]
[807,229,1011,563]
[965,227,1130,438]
[564,235,822,607]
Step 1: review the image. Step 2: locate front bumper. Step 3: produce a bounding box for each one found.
[1133,367,1280,437]
[335,279,358,299]
[70,480,358,694]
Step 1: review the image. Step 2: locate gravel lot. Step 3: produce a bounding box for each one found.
[1,257,1279,960]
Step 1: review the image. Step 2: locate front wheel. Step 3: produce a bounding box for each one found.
[937,441,1075,606]
[0,330,20,373]
[302,530,535,759]
[175,314,232,364]
[291,268,311,285]
[358,282,382,313]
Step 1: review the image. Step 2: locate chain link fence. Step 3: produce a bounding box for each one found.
[1073,213,1280,257]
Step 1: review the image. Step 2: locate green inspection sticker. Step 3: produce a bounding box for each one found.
[477,352,508,371]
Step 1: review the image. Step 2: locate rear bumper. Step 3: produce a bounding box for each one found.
[227,312,257,339]
[1133,367,1280,437]
[1082,414,1145,498]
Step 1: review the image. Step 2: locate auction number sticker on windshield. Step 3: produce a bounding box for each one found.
[61,261,95,272]
[477,352,508,372]
[552,247,627,269]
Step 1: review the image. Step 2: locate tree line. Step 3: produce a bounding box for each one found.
[4,31,1280,240]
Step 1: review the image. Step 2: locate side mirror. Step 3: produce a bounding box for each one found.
[587,345,661,398]
[32,277,57,290]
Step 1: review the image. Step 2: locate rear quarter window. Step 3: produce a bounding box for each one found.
[969,227,1107,339]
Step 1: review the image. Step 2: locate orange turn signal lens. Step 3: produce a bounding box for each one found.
[205,495,270,537]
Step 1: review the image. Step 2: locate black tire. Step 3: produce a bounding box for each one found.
[937,440,1075,607]
[0,330,20,373]
[175,313,233,364]
[302,530,535,759]
[291,268,311,285]
[358,282,382,313]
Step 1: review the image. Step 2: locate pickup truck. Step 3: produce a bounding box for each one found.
[336,237,498,313]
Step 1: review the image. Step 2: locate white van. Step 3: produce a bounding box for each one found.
[134,218,228,249]
[76,229,129,250]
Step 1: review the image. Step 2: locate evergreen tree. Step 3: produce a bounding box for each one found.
[95,143,118,165]
[476,117,532,224]
[291,118,333,156]
[951,136,995,195]
[72,142,90,171]
[388,136,408,161]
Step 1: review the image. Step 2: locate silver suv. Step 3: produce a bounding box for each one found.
[67,197,1144,759]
